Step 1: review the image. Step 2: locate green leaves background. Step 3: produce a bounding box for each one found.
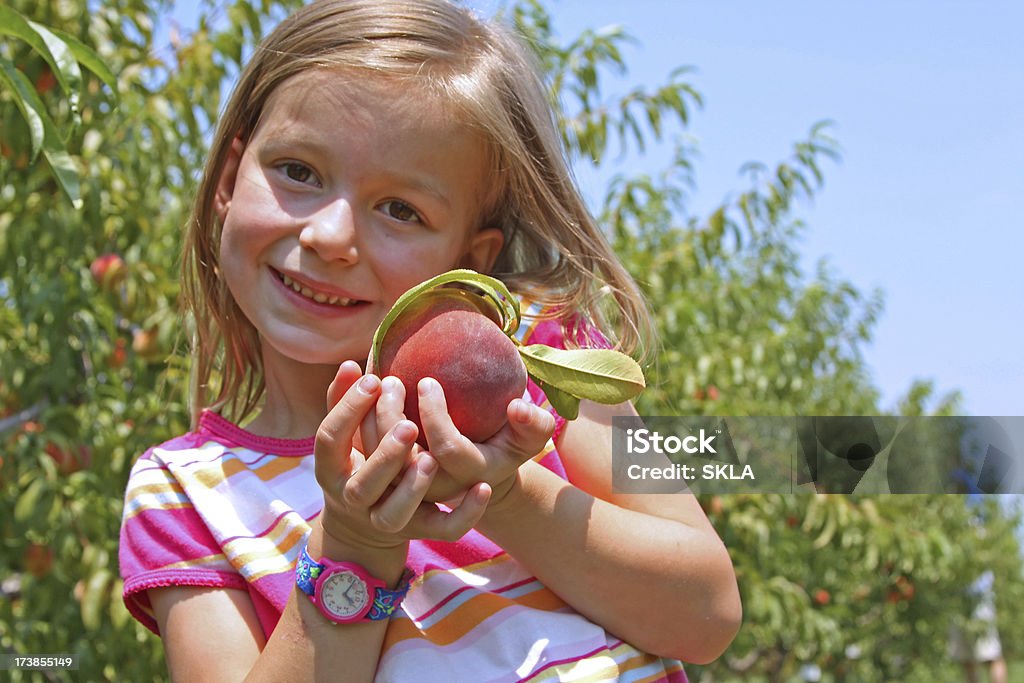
[1,2,1021,681]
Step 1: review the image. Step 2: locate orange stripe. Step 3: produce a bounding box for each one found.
[531,439,556,462]
[164,552,233,570]
[632,661,686,683]
[524,641,673,683]
[517,309,543,343]
[123,478,187,512]
[224,517,309,579]
[615,652,674,682]
[191,450,304,487]
[122,500,192,521]
[416,548,515,583]
[383,583,568,650]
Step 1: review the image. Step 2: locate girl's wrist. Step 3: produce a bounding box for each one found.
[310,516,409,586]
[481,464,527,521]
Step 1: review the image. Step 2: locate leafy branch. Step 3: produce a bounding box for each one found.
[0,5,117,207]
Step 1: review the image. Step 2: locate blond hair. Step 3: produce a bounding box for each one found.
[182,0,654,425]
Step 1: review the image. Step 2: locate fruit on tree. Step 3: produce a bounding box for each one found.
[132,328,160,359]
[89,253,126,290]
[45,443,91,475]
[24,543,54,578]
[374,290,527,448]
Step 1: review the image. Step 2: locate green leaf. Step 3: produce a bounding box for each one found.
[517,344,645,405]
[370,269,520,367]
[42,145,82,209]
[0,7,83,117]
[81,568,113,631]
[0,57,46,161]
[0,7,57,81]
[14,478,47,523]
[533,377,581,420]
[0,13,83,207]
[27,19,83,118]
[49,27,119,100]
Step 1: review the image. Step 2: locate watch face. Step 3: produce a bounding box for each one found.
[320,570,370,620]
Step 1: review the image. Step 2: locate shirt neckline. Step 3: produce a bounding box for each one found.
[198,409,315,456]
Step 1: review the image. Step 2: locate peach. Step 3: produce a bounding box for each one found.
[89,253,125,290]
[374,291,527,447]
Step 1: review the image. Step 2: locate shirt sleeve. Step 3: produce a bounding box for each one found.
[118,448,246,634]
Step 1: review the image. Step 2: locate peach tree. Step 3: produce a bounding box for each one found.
[512,2,1022,680]
[1,1,1020,681]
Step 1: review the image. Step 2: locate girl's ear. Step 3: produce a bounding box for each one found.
[214,136,246,223]
[462,227,505,273]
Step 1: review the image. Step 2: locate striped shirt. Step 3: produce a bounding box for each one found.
[118,311,687,682]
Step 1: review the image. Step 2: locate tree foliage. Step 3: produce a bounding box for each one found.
[1,1,1020,681]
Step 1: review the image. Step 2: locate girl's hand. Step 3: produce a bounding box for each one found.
[316,362,491,551]
[415,377,555,506]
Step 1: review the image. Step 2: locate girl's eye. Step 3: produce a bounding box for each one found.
[379,200,422,223]
[282,162,319,186]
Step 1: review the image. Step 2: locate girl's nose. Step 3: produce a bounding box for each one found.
[298,198,359,263]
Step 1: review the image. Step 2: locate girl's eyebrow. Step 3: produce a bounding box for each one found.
[390,173,452,210]
[258,136,453,210]
[256,136,321,159]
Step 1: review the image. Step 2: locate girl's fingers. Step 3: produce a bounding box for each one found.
[412,482,492,541]
[377,376,408,437]
[502,399,557,460]
[326,360,362,410]
[360,376,407,455]
[416,378,485,473]
[344,420,419,509]
[314,372,381,486]
[367,452,437,533]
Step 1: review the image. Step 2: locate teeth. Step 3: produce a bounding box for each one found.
[280,274,355,307]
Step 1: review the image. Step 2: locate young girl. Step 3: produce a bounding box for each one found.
[119,1,741,680]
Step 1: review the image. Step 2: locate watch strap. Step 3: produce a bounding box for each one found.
[295,543,413,621]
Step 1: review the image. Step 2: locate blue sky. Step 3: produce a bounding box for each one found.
[467,1,1023,417]
[167,1,1023,417]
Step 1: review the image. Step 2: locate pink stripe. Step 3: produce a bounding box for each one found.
[494,576,539,596]
[219,509,301,546]
[413,573,542,624]
[416,584,475,622]
[517,641,623,682]
[120,507,222,572]
[156,446,283,471]
[385,601,579,663]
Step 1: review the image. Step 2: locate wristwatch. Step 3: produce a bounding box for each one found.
[295,543,413,624]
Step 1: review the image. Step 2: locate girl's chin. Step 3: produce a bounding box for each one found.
[261,336,371,372]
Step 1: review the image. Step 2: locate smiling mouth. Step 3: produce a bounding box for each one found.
[278,272,360,307]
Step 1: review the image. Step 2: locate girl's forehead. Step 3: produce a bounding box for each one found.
[265,68,460,130]
[248,67,495,216]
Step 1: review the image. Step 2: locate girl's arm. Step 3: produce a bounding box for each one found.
[476,399,743,665]
[149,523,408,683]
[147,365,492,683]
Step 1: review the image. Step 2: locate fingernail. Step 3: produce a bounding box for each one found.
[475,483,492,504]
[393,421,417,445]
[511,399,530,423]
[418,454,437,476]
[418,377,439,397]
[358,374,380,395]
[382,376,402,394]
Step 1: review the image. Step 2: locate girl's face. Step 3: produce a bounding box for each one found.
[215,70,503,370]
